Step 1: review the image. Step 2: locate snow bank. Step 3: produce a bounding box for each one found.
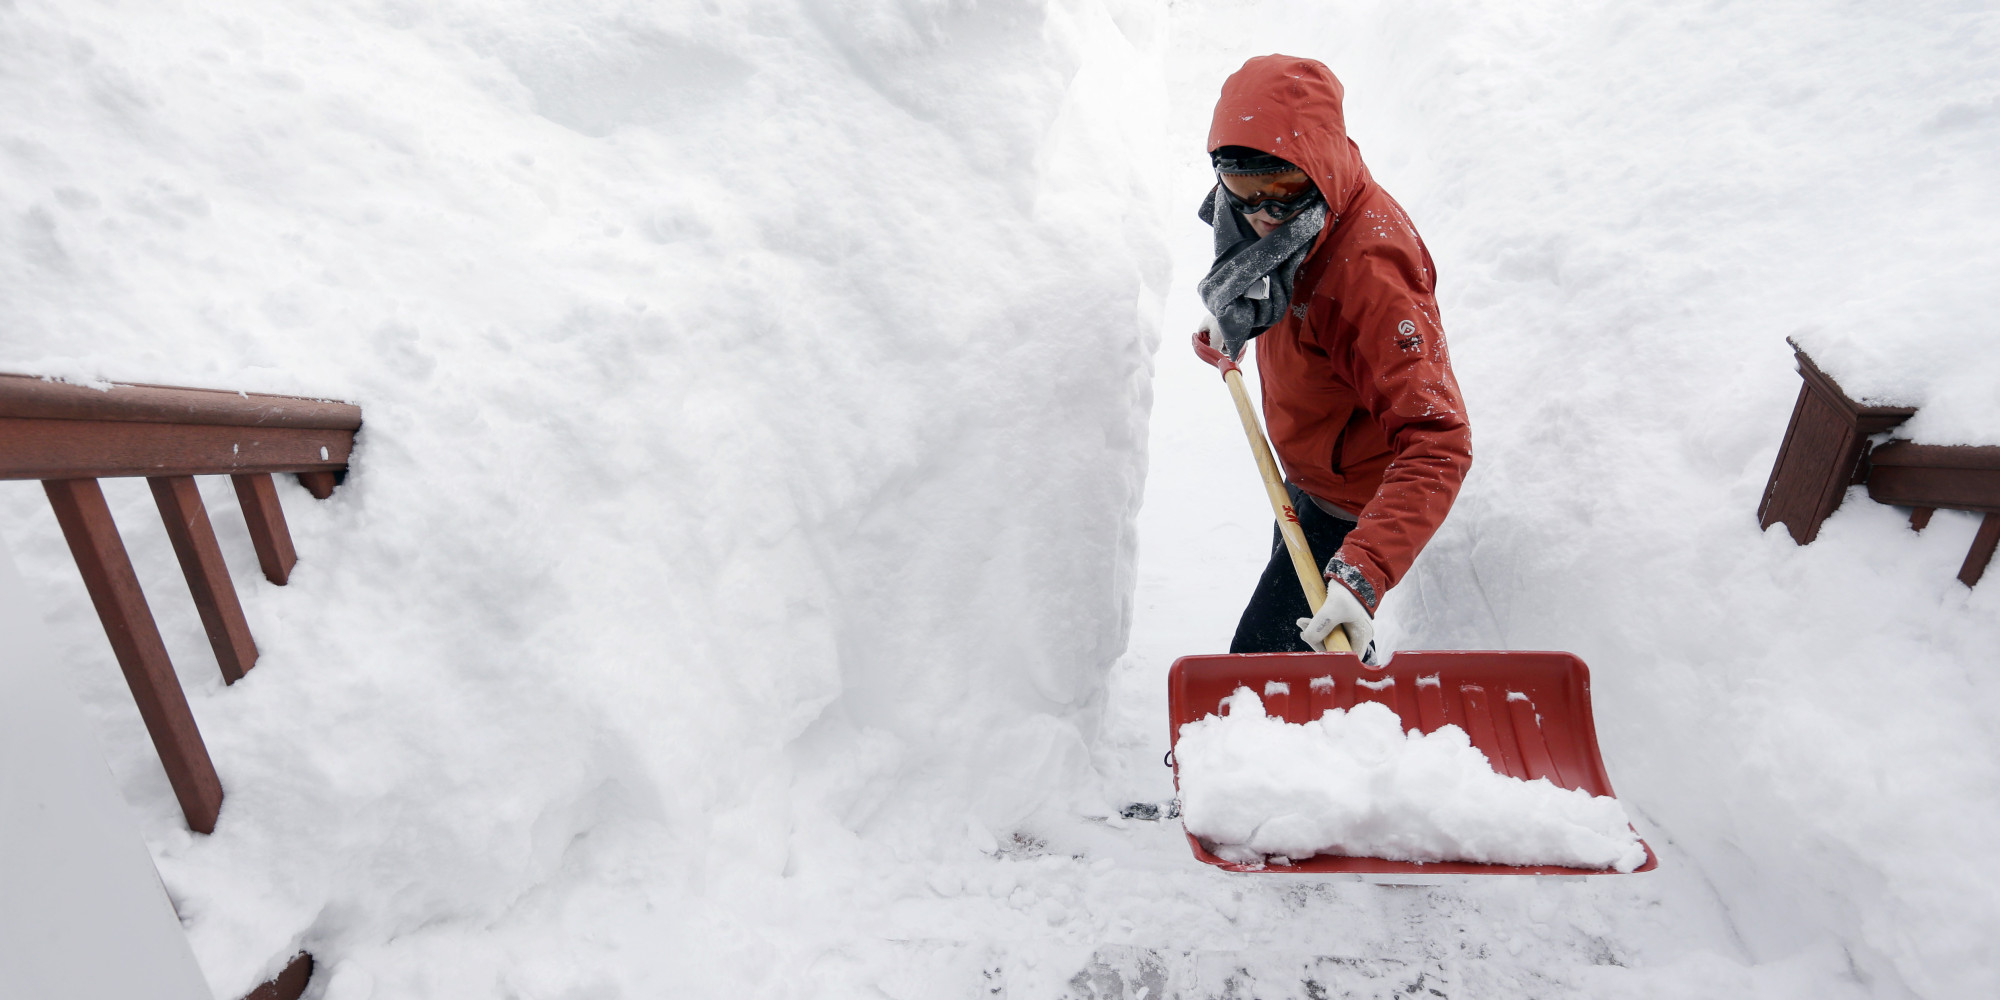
[0,0,1169,994]
[1177,688,1645,871]
[1302,1,2000,994]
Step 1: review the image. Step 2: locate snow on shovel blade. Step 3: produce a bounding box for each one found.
[1167,649,1658,875]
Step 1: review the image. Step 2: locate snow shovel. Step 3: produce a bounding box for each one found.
[1170,332,1656,875]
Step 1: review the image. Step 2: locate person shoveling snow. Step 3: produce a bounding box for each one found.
[1164,55,1651,878]
[1176,687,1648,873]
[1196,55,1472,660]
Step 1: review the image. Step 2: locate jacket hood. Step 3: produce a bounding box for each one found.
[1207,55,1366,217]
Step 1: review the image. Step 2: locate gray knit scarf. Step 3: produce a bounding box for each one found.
[1197,185,1329,359]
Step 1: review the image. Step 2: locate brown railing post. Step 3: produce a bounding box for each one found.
[1961,514,2000,588]
[1758,345,1916,544]
[43,478,224,834]
[295,471,339,500]
[150,475,259,684]
[232,473,298,586]
[243,953,314,1000]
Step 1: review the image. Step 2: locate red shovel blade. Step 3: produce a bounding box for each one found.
[1167,650,1658,875]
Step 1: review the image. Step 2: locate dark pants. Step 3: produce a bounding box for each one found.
[1230,485,1356,654]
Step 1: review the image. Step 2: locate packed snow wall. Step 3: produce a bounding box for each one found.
[0,0,1171,993]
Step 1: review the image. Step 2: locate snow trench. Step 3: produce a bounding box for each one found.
[1,0,1995,997]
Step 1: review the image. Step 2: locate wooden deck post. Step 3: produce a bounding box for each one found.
[1960,513,2000,588]
[1758,348,1916,544]
[295,471,339,500]
[242,952,314,1000]
[42,478,224,834]
[149,476,259,684]
[232,473,297,586]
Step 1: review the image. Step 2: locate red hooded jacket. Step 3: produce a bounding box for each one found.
[1209,56,1471,610]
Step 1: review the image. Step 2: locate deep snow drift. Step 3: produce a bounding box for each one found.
[2,0,1169,993]
[2,0,1995,998]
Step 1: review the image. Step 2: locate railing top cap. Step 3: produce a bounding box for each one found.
[1872,440,2000,471]
[1787,344,1919,420]
[0,373,361,430]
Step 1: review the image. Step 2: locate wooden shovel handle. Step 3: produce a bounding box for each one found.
[1215,355,1353,654]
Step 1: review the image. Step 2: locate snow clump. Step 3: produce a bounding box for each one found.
[1175,688,1647,872]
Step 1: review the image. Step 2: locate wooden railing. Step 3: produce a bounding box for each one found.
[1867,442,2000,586]
[1758,346,2000,586]
[0,373,360,833]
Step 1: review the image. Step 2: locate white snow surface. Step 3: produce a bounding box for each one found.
[1176,689,1647,872]
[1,1,1995,998]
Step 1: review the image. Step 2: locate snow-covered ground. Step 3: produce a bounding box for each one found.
[2,1,1995,997]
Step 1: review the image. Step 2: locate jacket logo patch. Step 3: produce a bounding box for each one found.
[1395,319,1422,352]
[1291,303,1309,319]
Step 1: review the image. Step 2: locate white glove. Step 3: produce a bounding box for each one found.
[1297,579,1373,656]
[1197,312,1236,360]
[1198,311,1222,342]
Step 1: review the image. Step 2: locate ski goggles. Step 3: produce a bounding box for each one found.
[1218,170,1320,221]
